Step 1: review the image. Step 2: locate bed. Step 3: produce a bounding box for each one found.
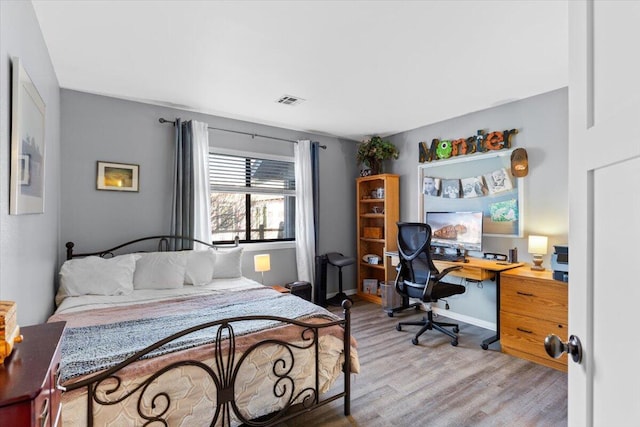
[48,236,358,426]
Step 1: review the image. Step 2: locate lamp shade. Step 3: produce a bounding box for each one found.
[254,254,271,273]
[528,235,548,255]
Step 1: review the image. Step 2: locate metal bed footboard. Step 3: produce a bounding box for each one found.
[60,301,352,427]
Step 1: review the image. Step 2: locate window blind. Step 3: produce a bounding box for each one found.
[209,153,295,195]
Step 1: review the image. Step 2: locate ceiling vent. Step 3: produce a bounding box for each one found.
[276,95,305,106]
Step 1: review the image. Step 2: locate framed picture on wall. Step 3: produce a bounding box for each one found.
[96,161,139,192]
[10,57,46,215]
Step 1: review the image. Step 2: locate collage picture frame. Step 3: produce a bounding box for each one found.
[419,148,524,237]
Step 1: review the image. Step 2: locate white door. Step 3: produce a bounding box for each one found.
[568,1,640,425]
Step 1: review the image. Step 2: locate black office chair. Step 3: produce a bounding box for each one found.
[394,222,466,346]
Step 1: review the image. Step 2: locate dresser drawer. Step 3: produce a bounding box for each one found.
[501,310,568,366]
[501,275,567,323]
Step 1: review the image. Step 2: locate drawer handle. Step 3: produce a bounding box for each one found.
[39,397,50,427]
[516,291,534,297]
[517,327,533,334]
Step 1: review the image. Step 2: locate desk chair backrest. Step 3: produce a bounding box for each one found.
[397,222,439,285]
[395,221,466,346]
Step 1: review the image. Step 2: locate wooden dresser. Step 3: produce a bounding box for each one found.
[0,321,66,426]
[500,267,568,372]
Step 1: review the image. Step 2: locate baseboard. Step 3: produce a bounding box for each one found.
[432,307,496,331]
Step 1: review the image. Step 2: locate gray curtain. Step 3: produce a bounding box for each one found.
[170,119,194,250]
[311,141,320,254]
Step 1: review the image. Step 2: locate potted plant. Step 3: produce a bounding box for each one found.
[356,136,400,175]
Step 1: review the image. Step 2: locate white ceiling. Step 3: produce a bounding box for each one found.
[32,0,568,141]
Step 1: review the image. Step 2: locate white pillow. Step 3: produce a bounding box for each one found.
[59,254,138,297]
[212,247,244,279]
[185,250,217,286]
[133,252,188,290]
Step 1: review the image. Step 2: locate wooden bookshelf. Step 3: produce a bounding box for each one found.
[356,174,399,304]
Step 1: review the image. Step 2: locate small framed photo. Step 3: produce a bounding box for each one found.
[461,176,487,198]
[97,161,139,192]
[441,179,460,199]
[423,176,441,197]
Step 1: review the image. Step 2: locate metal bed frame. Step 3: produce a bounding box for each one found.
[60,236,353,427]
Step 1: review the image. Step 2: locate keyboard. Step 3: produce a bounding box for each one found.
[431,253,466,262]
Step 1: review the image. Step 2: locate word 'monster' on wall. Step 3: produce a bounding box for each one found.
[419,129,518,163]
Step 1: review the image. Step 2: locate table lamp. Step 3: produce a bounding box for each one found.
[254,254,271,285]
[528,235,548,271]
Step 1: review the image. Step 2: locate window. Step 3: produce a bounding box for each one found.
[209,151,295,244]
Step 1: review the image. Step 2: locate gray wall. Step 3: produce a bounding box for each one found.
[0,1,61,325]
[60,90,358,292]
[386,88,569,326]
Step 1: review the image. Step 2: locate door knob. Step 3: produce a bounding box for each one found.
[544,334,583,364]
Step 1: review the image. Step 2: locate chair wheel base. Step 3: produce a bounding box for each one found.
[453,327,459,333]
[451,340,458,347]
[396,324,402,331]
[412,338,419,345]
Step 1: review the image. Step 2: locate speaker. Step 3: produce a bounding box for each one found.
[314,254,328,307]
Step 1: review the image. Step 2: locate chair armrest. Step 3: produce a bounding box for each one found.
[422,265,463,300]
[432,265,462,282]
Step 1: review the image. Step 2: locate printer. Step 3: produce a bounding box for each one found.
[551,245,568,282]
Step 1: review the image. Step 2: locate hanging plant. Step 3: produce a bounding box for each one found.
[356,136,400,175]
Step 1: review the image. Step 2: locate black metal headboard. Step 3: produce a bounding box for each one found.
[65,235,239,261]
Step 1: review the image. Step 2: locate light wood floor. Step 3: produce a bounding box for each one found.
[281,297,567,427]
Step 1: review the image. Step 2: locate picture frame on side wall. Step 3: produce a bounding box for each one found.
[97,161,139,192]
[10,57,46,215]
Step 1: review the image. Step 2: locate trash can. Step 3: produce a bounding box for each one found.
[380,281,402,311]
[285,281,312,301]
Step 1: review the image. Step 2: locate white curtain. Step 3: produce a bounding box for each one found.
[294,140,316,283]
[191,121,212,249]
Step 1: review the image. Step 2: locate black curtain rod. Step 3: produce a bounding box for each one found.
[159,118,326,149]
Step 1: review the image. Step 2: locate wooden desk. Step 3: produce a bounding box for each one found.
[432,257,522,281]
[385,253,521,280]
[385,253,522,348]
[432,257,523,349]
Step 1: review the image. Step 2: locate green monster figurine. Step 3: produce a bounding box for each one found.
[436,139,453,159]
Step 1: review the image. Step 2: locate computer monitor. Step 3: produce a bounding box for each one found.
[425,211,483,253]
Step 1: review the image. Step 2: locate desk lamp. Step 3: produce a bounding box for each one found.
[254,254,271,285]
[528,235,548,271]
